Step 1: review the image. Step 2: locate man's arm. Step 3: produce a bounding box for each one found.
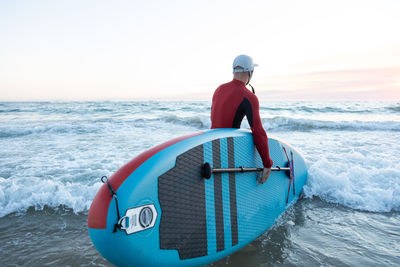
[244,95,273,168]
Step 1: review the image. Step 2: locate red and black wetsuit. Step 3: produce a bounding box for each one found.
[211,79,273,168]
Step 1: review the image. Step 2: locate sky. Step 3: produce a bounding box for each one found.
[0,0,399,101]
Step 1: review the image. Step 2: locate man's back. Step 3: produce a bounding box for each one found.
[211,79,251,129]
[211,79,273,168]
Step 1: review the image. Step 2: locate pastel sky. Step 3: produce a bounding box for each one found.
[1,0,399,101]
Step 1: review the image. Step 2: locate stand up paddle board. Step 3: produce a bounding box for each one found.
[88,129,307,266]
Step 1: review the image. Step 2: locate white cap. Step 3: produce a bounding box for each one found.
[232,55,258,73]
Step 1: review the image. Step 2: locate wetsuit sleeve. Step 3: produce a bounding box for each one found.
[246,95,273,168]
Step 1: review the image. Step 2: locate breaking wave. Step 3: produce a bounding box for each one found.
[303,156,400,212]
[262,117,400,132]
[0,176,102,217]
[153,115,400,132]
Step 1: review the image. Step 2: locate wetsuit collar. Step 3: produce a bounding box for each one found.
[232,79,246,86]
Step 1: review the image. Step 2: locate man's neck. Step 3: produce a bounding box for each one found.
[233,73,249,84]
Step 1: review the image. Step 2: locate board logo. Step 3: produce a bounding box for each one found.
[118,204,157,234]
[139,207,153,227]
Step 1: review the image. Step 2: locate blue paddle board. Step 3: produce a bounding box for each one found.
[88,129,308,266]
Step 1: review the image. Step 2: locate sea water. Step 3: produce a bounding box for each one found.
[0,101,399,266]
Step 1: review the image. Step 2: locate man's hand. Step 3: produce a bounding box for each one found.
[260,167,272,183]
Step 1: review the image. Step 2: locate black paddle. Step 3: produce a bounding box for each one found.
[201,162,291,179]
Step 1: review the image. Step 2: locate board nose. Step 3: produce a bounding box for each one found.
[88,182,112,229]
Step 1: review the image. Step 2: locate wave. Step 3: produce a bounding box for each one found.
[386,104,400,112]
[0,116,209,139]
[0,108,24,113]
[0,177,102,217]
[2,101,399,115]
[2,115,399,140]
[260,106,374,114]
[160,115,211,129]
[1,154,398,217]
[263,117,400,132]
[259,103,400,114]
[303,156,400,212]
[0,103,120,116]
[0,118,142,139]
[155,115,400,132]
[0,121,107,138]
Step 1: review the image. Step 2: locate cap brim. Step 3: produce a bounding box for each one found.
[254,63,259,67]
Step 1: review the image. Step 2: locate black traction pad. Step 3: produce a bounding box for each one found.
[158,144,207,259]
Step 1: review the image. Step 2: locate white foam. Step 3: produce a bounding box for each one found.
[161,114,211,129]
[0,176,103,217]
[263,117,400,132]
[303,152,400,212]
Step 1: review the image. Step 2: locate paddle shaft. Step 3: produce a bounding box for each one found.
[201,162,291,179]
[211,166,290,174]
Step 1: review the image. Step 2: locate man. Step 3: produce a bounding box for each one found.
[211,55,273,183]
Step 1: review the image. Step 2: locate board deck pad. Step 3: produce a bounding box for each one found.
[88,129,308,267]
[158,144,207,259]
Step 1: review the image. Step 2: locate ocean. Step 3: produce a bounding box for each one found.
[0,101,399,266]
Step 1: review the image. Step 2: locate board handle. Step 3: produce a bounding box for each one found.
[201,162,290,179]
